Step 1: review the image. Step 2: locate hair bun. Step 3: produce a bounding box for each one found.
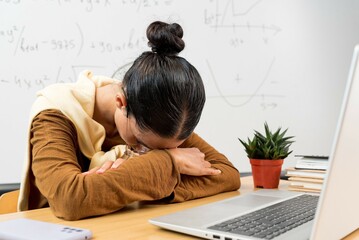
[146,21,185,55]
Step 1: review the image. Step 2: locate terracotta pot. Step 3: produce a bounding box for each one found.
[250,159,284,189]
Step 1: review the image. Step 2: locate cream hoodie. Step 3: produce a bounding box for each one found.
[18,70,130,210]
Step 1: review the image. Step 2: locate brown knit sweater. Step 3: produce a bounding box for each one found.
[26,109,241,220]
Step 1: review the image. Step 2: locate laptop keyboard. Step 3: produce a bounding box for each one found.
[208,194,319,240]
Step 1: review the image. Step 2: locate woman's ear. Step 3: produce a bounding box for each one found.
[115,87,127,116]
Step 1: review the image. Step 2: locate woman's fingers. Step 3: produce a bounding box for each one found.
[201,167,221,176]
[82,158,128,175]
[96,161,114,174]
[111,158,126,169]
[82,166,100,175]
[202,160,211,168]
[167,147,222,176]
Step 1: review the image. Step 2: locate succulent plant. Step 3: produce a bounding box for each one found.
[238,122,295,160]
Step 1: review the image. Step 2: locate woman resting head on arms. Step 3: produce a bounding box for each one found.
[18,21,241,220]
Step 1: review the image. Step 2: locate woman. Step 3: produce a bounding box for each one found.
[18,21,241,220]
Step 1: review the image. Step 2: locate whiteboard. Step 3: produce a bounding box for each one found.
[1,0,359,184]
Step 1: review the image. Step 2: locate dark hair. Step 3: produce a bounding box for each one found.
[122,21,205,140]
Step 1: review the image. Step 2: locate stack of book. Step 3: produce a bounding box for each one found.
[286,155,329,193]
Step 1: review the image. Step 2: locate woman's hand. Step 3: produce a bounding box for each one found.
[167,147,221,176]
[82,158,127,175]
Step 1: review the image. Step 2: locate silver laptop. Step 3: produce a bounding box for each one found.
[149,44,359,240]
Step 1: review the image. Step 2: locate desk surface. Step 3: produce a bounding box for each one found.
[0,176,358,239]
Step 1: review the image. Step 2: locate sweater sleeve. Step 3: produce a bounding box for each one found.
[30,110,180,220]
[169,133,241,202]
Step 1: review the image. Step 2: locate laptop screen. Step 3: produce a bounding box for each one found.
[311,45,359,239]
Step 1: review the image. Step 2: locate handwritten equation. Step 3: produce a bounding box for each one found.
[0,0,284,109]
[0,0,174,12]
[206,57,284,110]
[0,22,146,89]
[0,24,147,56]
[201,0,284,109]
[203,0,282,48]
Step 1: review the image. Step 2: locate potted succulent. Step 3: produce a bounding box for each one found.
[238,122,294,189]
